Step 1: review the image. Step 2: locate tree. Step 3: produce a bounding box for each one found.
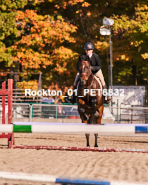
[1,0,148,89]
[11,9,78,88]
[113,3,148,85]
[0,0,28,66]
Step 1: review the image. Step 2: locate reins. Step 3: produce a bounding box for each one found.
[81,60,94,89]
[80,60,95,103]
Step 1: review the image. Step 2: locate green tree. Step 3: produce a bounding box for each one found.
[0,0,28,67]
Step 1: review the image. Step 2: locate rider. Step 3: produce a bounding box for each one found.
[66,42,111,104]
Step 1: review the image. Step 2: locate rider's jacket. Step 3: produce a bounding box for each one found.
[77,52,102,74]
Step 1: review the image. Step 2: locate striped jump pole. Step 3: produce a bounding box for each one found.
[0,171,146,185]
[0,79,14,148]
[1,124,148,134]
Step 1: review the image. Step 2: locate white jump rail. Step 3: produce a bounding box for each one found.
[0,124,148,134]
[0,171,147,185]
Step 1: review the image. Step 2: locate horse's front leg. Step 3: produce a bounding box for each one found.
[96,104,104,124]
[94,134,98,147]
[85,134,90,147]
[79,108,89,121]
[78,98,89,121]
[91,97,99,117]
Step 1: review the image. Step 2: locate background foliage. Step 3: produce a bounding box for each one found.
[0,0,148,90]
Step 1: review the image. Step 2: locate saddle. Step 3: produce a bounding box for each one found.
[94,76,102,90]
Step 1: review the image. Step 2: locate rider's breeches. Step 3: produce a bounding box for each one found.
[95,69,106,86]
[74,69,106,87]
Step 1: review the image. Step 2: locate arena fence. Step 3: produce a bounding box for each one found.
[32,103,80,119]
[0,103,80,121]
[118,104,148,123]
[1,102,148,123]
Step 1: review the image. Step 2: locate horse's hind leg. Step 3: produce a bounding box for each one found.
[85,134,90,147]
[94,134,98,147]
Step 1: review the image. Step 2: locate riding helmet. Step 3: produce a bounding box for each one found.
[84,42,94,50]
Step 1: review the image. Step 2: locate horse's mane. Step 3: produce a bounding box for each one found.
[79,54,90,63]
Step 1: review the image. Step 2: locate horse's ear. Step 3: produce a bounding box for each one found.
[80,54,88,61]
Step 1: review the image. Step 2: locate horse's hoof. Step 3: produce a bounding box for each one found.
[94,111,99,117]
[94,145,98,148]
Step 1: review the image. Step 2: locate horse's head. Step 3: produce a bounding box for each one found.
[79,55,92,86]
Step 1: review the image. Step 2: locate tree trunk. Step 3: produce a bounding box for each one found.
[132,65,137,85]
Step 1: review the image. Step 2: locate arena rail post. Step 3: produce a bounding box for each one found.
[29,105,32,122]
[117,99,119,123]
[2,81,6,124]
[0,79,14,148]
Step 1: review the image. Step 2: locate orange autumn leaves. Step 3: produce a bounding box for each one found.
[54,0,90,9]
[12,9,77,72]
[52,46,78,74]
[17,80,38,90]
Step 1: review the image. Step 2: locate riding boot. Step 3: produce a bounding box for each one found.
[103,84,112,104]
[65,85,77,105]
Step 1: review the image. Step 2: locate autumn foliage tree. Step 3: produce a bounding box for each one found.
[0,0,148,90]
[113,4,148,85]
[12,9,78,88]
[0,0,27,68]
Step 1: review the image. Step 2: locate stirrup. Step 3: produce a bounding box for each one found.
[65,85,77,104]
[104,96,112,104]
[65,95,76,105]
[65,97,71,103]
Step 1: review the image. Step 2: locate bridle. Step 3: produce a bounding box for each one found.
[80,60,94,88]
[81,61,92,80]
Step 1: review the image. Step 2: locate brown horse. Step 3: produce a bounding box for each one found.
[76,55,104,147]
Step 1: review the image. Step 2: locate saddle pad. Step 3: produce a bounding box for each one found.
[94,76,102,90]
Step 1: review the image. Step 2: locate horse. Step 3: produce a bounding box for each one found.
[76,54,104,147]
